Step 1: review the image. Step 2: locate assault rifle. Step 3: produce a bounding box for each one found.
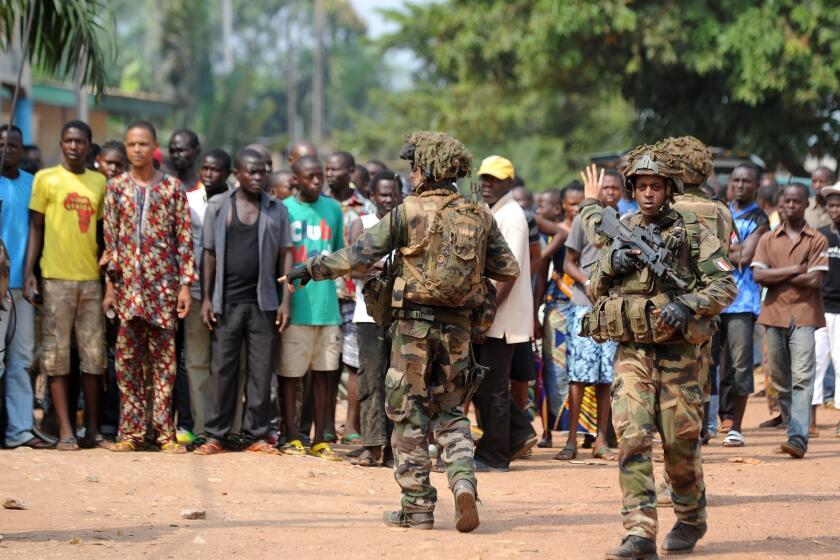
[596,206,688,290]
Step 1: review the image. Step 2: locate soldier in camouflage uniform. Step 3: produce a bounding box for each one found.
[578,144,737,559]
[280,131,519,533]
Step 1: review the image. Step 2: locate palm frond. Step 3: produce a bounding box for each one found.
[0,0,112,98]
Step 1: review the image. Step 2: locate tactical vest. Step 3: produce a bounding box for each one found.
[583,208,717,345]
[395,189,489,309]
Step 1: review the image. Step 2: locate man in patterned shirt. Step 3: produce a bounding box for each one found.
[102,121,196,453]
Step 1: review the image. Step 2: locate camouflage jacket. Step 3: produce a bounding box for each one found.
[307,187,519,307]
[674,186,735,252]
[583,201,737,317]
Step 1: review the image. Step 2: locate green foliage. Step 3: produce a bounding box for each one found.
[0,0,112,97]
[379,0,840,179]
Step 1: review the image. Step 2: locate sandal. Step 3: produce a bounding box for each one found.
[17,436,54,449]
[809,426,820,438]
[722,429,745,447]
[592,445,617,461]
[79,434,111,450]
[280,439,307,456]
[245,439,279,454]
[352,448,382,467]
[537,433,553,448]
[194,438,225,455]
[110,440,137,452]
[160,442,187,454]
[310,442,342,462]
[553,444,577,461]
[57,437,80,451]
[341,433,362,445]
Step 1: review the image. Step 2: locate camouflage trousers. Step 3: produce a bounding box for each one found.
[612,342,706,540]
[385,318,476,513]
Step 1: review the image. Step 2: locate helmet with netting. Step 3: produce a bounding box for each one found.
[624,143,685,195]
[399,131,472,184]
[653,135,713,188]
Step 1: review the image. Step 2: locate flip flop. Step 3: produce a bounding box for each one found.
[553,444,577,461]
[310,442,342,462]
[110,440,137,452]
[56,437,79,451]
[245,440,279,454]
[280,439,307,456]
[722,429,745,447]
[194,438,225,455]
[341,433,362,445]
[350,448,381,466]
[160,442,187,454]
[592,445,617,461]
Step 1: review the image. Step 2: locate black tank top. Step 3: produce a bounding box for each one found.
[224,199,259,304]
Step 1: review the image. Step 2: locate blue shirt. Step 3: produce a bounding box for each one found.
[724,201,769,315]
[0,171,34,288]
[617,197,638,216]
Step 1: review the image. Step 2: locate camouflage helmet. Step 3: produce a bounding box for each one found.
[400,131,472,184]
[624,143,687,195]
[654,135,713,187]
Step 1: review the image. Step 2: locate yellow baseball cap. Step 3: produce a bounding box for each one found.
[477,155,515,180]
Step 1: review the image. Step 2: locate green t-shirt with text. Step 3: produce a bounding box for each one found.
[283,195,344,325]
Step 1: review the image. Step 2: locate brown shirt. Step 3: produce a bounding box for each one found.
[752,224,829,328]
[805,197,832,230]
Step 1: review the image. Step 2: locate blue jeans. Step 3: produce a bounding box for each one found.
[766,325,816,450]
[0,289,36,446]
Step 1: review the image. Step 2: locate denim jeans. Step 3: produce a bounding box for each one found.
[766,324,816,449]
[719,313,756,420]
[0,289,35,446]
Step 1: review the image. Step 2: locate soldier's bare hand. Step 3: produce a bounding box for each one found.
[581,163,604,200]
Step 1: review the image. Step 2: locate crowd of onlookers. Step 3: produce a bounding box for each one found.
[0,119,837,465]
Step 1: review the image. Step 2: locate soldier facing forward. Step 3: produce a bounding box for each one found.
[579,145,737,559]
[280,131,519,533]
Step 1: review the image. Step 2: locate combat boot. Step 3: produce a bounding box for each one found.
[605,536,659,559]
[452,480,479,533]
[382,510,434,530]
[661,521,707,555]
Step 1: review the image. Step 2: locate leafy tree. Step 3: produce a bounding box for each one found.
[380,0,840,178]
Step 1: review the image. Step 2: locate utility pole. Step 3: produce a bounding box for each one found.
[312,0,325,146]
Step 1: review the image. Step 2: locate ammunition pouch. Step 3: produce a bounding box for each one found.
[582,293,673,344]
[362,210,398,327]
[362,271,395,327]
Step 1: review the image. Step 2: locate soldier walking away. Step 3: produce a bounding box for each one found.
[579,144,737,559]
[279,131,519,533]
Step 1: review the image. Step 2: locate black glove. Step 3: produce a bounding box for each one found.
[610,247,638,275]
[286,264,312,287]
[659,301,690,329]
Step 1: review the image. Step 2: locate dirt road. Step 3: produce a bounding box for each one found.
[1,398,839,559]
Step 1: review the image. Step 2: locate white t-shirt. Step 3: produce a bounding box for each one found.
[353,213,382,323]
[186,185,209,300]
[485,192,533,343]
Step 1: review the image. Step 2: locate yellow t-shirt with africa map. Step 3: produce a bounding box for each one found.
[29,165,106,281]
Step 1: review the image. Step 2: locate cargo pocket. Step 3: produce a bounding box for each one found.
[384,368,409,422]
[610,377,628,440]
[674,384,704,439]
